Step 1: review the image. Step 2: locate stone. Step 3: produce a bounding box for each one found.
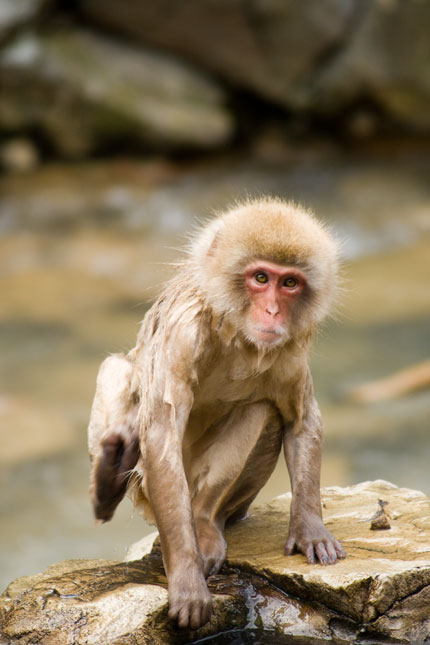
[1,481,428,643]
[0,137,39,172]
[226,480,430,642]
[125,531,159,562]
[78,0,355,111]
[313,0,430,131]
[78,0,430,131]
[0,0,50,45]
[0,29,233,157]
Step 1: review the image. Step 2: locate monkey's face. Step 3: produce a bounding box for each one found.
[243,261,306,348]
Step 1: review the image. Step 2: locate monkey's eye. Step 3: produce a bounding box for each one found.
[284,277,298,288]
[255,272,268,284]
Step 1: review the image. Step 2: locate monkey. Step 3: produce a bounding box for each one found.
[88,197,346,630]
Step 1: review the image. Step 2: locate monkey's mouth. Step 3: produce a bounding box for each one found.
[253,326,286,344]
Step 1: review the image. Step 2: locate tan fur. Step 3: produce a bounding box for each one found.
[88,197,344,630]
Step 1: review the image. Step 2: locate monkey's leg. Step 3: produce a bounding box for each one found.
[283,402,346,565]
[88,354,139,522]
[190,401,282,577]
[144,397,213,631]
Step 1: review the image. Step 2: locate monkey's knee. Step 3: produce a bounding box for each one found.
[97,353,134,392]
[88,353,138,451]
[245,400,283,445]
[220,403,282,522]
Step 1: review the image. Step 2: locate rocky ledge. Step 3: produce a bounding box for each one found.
[1,480,429,644]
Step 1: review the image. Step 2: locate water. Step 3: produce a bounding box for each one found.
[0,145,429,592]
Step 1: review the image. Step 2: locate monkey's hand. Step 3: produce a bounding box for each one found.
[285,513,346,565]
[168,567,213,629]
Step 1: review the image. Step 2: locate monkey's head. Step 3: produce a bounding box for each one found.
[192,198,339,350]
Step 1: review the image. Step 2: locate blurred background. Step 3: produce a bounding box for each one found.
[0,0,429,592]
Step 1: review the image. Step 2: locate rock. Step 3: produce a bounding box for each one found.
[125,531,159,562]
[0,0,50,45]
[314,0,430,131]
[78,0,355,112]
[0,29,233,157]
[0,137,39,172]
[226,480,430,642]
[78,0,430,131]
[1,481,429,643]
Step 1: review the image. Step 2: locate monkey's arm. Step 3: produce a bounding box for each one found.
[281,376,345,565]
[143,385,212,630]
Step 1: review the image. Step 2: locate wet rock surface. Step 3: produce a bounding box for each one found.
[1,481,429,644]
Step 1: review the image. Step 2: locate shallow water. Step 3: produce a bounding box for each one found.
[0,146,429,592]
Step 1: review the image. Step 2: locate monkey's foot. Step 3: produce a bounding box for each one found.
[168,568,213,629]
[93,431,139,522]
[195,519,227,577]
[285,515,346,565]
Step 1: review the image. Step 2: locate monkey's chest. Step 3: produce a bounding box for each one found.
[195,380,257,410]
[192,363,272,413]
[194,349,277,407]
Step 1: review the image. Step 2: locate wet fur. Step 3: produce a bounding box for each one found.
[88,198,344,630]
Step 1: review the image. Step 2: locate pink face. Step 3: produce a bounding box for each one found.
[244,260,306,346]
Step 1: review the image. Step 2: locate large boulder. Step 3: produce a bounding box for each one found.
[0,0,51,45]
[1,481,429,643]
[79,0,430,131]
[78,0,355,111]
[0,29,233,157]
[314,0,430,131]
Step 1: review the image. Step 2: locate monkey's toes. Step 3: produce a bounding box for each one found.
[169,595,212,630]
[101,433,125,466]
[200,541,226,577]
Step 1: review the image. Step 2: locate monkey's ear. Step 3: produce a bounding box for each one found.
[207,231,220,257]
[206,220,225,258]
[192,219,225,263]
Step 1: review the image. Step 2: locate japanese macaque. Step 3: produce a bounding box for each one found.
[88,197,345,630]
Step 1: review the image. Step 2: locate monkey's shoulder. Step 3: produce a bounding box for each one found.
[132,291,211,382]
[139,276,206,329]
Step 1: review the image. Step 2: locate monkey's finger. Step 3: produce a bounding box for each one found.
[189,600,212,630]
[190,604,203,630]
[333,540,346,559]
[315,542,329,565]
[208,560,222,577]
[202,598,213,625]
[304,543,316,564]
[168,604,179,622]
[323,539,337,564]
[177,604,191,629]
[284,536,297,556]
